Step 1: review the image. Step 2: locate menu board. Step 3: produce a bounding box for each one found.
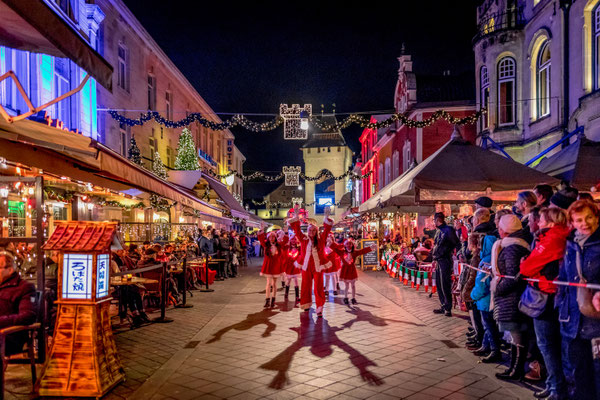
[360,239,379,270]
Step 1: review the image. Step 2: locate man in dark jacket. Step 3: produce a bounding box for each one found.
[198,229,214,258]
[432,212,460,316]
[0,251,36,355]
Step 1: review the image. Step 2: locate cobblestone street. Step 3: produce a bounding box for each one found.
[6,258,537,399]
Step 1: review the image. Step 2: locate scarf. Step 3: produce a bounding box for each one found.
[489,236,530,311]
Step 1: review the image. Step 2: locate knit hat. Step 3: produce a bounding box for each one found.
[475,196,493,208]
[498,214,522,234]
[550,188,579,210]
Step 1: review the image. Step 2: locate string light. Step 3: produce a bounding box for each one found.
[206,168,372,182]
[108,108,485,132]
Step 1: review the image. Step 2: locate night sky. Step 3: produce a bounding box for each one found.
[123,1,478,199]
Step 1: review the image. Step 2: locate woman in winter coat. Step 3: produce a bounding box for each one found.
[461,233,485,354]
[258,230,286,308]
[557,200,600,400]
[289,206,334,317]
[519,207,570,399]
[491,214,531,381]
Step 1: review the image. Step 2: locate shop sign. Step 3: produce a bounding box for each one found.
[62,253,93,299]
[96,254,109,298]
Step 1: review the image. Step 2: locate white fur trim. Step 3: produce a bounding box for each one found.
[315,261,332,273]
[323,217,333,226]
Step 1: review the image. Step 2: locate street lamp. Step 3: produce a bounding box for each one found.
[299,110,309,130]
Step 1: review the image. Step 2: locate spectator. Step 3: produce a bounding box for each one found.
[220,230,233,278]
[475,196,494,211]
[515,191,537,244]
[0,251,36,355]
[577,192,594,202]
[198,229,214,258]
[462,232,485,355]
[558,200,600,400]
[534,184,554,208]
[550,186,579,210]
[432,212,460,317]
[520,207,570,399]
[492,214,531,381]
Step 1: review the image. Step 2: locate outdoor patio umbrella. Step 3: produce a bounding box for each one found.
[387,128,559,204]
[535,134,600,192]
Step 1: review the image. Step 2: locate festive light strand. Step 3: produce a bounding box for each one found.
[108,108,485,132]
[251,199,345,208]
[108,110,283,132]
[206,169,372,182]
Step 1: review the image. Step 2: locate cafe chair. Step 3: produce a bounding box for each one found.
[0,290,47,398]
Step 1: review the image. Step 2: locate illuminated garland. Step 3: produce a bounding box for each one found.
[149,193,170,212]
[91,197,146,210]
[43,187,75,203]
[108,108,484,131]
[206,169,372,182]
[108,110,283,132]
[251,199,345,208]
[312,109,487,131]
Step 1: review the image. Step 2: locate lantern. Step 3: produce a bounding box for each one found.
[37,221,125,397]
[225,172,235,186]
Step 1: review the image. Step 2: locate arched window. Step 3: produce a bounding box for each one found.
[392,150,400,179]
[378,163,384,191]
[595,4,600,89]
[537,41,551,118]
[480,66,490,130]
[384,157,391,186]
[497,57,516,126]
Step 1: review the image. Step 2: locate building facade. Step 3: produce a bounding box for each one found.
[301,119,353,224]
[473,0,600,163]
[360,52,477,203]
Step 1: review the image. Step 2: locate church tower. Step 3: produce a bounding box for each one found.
[301,116,353,224]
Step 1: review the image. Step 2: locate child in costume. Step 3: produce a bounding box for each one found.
[258,230,286,308]
[324,235,341,297]
[282,235,302,304]
[332,238,377,304]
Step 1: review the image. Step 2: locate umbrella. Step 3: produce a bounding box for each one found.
[387,128,558,203]
[535,134,600,191]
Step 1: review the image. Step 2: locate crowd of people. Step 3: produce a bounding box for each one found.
[428,185,600,400]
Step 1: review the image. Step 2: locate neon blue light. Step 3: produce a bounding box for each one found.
[90,78,97,140]
[39,55,53,105]
[80,69,91,136]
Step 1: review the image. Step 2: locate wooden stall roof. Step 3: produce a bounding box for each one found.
[42,221,120,252]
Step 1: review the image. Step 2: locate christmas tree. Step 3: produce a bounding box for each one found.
[174,128,200,170]
[128,136,142,165]
[152,152,168,179]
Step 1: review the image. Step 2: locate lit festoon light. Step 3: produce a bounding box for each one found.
[225,173,235,186]
[0,187,8,198]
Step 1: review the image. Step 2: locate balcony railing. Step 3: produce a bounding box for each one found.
[474,7,526,42]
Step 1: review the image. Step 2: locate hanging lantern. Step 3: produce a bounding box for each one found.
[225,172,235,186]
[283,166,301,186]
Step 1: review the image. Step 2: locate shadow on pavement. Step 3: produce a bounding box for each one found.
[342,306,425,328]
[259,310,384,390]
[206,308,279,343]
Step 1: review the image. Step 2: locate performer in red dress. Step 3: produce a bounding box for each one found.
[258,230,286,308]
[289,205,333,317]
[324,235,341,297]
[332,239,377,305]
[282,235,302,304]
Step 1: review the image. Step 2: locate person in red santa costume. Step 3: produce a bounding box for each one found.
[282,235,302,304]
[258,229,287,308]
[331,238,377,305]
[289,204,333,318]
[324,234,342,297]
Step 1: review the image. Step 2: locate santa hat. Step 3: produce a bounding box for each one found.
[344,238,355,247]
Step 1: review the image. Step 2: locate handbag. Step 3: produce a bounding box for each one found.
[519,284,549,318]
[574,246,600,319]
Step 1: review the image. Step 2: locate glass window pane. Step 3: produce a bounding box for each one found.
[499,80,514,124]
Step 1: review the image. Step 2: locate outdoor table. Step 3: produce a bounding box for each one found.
[189,261,216,285]
[110,277,158,325]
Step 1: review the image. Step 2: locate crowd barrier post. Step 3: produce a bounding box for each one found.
[153,261,174,323]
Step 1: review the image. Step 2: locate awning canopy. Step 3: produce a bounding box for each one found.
[0,0,113,90]
[0,117,222,217]
[535,135,600,191]
[198,172,250,219]
[361,136,559,209]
